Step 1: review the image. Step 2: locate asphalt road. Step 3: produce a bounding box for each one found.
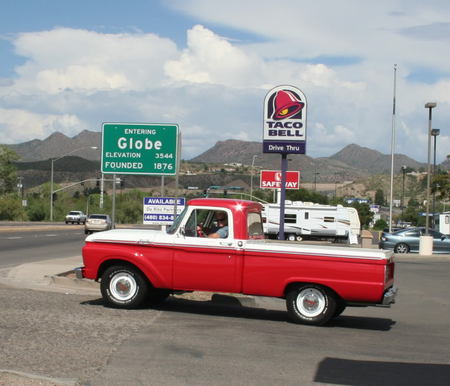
[0,226,85,268]
[0,257,449,385]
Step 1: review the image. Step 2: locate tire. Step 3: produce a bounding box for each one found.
[84,230,89,235]
[394,243,410,254]
[333,300,346,318]
[286,284,336,325]
[287,234,296,241]
[101,265,149,309]
[296,235,303,241]
[65,221,68,224]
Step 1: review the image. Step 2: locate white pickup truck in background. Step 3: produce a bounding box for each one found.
[65,210,87,224]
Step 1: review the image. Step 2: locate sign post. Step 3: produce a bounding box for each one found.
[263,86,307,240]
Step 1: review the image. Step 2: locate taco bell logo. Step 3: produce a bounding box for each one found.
[263,85,307,154]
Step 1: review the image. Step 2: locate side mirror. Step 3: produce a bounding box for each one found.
[179,227,186,237]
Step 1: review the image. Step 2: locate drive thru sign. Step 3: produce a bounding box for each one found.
[101,123,179,175]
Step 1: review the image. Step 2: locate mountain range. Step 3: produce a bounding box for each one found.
[5,130,450,183]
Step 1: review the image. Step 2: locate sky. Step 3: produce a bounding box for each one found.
[0,0,449,163]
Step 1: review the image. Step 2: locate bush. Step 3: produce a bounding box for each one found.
[27,201,47,221]
[0,194,24,220]
[373,219,388,230]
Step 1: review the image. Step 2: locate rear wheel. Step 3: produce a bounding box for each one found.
[286,284,336,325]
[394,243,410,253]
[287,234,296,241]
[101,265,149,309]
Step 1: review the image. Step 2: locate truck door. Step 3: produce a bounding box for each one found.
[172,208,242,292]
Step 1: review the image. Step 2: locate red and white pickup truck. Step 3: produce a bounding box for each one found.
[76,198,397,326]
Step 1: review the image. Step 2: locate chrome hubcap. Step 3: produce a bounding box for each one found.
[296,288,326,317]
[110,273,137,301]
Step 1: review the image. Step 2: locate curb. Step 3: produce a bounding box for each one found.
[50,271,100,290]
[0,369,79,385]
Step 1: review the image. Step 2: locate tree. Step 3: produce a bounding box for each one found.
[0,193,23,220]
[349,202,373,229]
[373,219,388,230]
[432,174,450,202]
[374,189,385,205]
[287,188,329,204]
[0,145,20,194]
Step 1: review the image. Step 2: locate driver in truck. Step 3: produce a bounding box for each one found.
[208,212,228,238]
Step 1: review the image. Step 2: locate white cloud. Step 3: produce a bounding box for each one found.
[0,108,87,143]
[1,3,450,162]
[10,28,178,94]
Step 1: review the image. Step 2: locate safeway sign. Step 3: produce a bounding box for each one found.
[260,170,300,189]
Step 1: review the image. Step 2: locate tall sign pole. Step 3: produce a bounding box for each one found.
[388,64,397,233]
[263,85,307,240]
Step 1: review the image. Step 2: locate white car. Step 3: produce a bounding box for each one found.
[65,211,87,224]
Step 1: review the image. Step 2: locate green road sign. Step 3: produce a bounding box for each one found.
[101,123,179,175]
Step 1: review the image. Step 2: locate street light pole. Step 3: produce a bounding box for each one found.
[388,64,397,233]
[431,128,440,224]
[250,155,258,199]
[50,158,55,221]
[49,146,98,221]
[424,103,437,235]
[401,165,406,221]
[314,171,319,191]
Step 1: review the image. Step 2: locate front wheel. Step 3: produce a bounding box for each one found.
[286,284,336,325]
[101,265,149,309]
[394,243,410,253]
[287,234,296,241]
[333,299,346,318]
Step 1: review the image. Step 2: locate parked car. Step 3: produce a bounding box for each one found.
[379,227,450,253]
[84,214,112,234]
[65,211,87,224]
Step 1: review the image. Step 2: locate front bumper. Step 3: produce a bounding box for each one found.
[74,266,85,280]
[382,286,398,306]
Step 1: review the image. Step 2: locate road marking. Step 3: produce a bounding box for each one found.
[45,234,58,237]
[7,236,23,240]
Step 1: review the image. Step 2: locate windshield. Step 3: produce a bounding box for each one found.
[166,206,189,234]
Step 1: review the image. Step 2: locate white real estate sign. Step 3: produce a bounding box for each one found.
[143,197,185,225]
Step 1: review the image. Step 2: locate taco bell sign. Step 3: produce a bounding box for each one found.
[263,85,307,154]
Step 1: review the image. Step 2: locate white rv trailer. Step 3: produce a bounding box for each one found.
[438,212,450,235]
[262,201,361,242]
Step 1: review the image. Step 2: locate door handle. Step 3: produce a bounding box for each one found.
[220,241,233,246]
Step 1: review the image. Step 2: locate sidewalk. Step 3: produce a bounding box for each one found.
[1,255,99,295]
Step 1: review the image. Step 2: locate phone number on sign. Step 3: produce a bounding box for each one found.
[144,214,175,221]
